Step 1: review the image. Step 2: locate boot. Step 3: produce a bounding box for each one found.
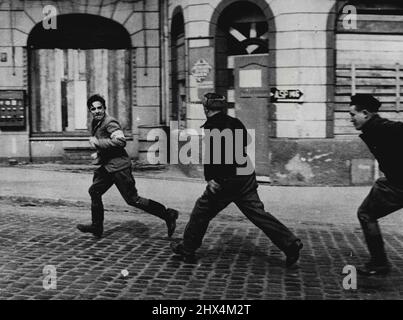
[140,199,178,237]
[165,208,179,238]
[76,224,103,238]
[80,196,104,238]
[170,241,197,263]
[285,239,303,267]
[358,232,390,276]
[357,260,390,276]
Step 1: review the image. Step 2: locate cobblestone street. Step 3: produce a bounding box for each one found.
[1,195,403,300]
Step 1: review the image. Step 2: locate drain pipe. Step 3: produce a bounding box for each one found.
[142,0,148,76]
[160,0,170,125]
[9,1,16,76]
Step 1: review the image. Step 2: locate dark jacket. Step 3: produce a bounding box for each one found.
[360,114,403,187]
[201,112,253,182]
[91,114,131,173]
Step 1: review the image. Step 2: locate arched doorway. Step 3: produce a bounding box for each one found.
[27,14,132,134]
[214,1,271,175]
[334,1,403,136]
[170,10,186,129]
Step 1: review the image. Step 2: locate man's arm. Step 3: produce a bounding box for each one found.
[93,120,127,149]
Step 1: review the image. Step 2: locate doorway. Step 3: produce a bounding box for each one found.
[215,1,270,175]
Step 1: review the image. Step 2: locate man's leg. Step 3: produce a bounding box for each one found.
[357,178,403,275]
[235,190,302,267]
[113,168,178,237]
[77,167,114,237]
[174,188,231,255]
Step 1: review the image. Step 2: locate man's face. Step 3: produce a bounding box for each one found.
[202,97,209,116]
[89,101,106,121]
[349,105,369,130]
[203,105,209,117]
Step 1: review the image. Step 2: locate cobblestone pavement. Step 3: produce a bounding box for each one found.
[1,197,403,300]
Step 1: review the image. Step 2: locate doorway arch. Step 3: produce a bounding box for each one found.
[210,0,275,176]
[27,14,132,133]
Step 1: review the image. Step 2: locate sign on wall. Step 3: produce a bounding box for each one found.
[191,59,212,83]
[270,88,304,102]
[0,90,26,128]
[239,69,262,88]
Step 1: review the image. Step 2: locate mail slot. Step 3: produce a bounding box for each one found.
[0,90,26,128]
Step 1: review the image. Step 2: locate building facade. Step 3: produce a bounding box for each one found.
[1,0,402,185]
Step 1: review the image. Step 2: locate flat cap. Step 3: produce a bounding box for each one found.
[350,94,381,112]
[202,92,227,110]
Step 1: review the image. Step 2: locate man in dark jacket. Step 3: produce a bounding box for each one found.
[76,94,178,238]
[171,92,303,267]
[350,93,403,275]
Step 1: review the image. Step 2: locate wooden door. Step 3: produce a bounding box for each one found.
[233,54,270,176]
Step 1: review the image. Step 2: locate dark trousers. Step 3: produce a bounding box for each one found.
[89,166,167,227]
[358,177,403,264]
[183,174,299,253]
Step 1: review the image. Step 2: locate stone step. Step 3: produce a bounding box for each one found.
[63,147,93,164]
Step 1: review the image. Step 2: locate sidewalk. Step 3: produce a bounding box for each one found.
[1,164,403,300]
[0,164,402,226]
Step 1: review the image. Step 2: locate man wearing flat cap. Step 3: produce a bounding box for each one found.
[350,93,403,275]
[171,92,302,267]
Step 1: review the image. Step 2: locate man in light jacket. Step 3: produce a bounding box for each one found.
[77,94,178,238]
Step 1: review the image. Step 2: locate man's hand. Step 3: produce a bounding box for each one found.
[89,136,98,148]
[207,179,221,194]
[90,152,98,160]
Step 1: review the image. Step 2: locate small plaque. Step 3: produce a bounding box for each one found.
[239,69,262,88]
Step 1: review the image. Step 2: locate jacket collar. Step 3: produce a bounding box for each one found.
[201,112,226,128]
[361,114,381,134]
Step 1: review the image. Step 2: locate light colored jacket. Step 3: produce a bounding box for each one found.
[91,114,131,173]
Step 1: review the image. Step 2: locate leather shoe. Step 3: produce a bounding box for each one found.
[170,241,196,263]
[165,208,178,237]
[285,239,303,267]
[77,224,103,238]
[357,261,390,276]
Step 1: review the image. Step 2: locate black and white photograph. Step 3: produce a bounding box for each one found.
[1,0,403,307]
